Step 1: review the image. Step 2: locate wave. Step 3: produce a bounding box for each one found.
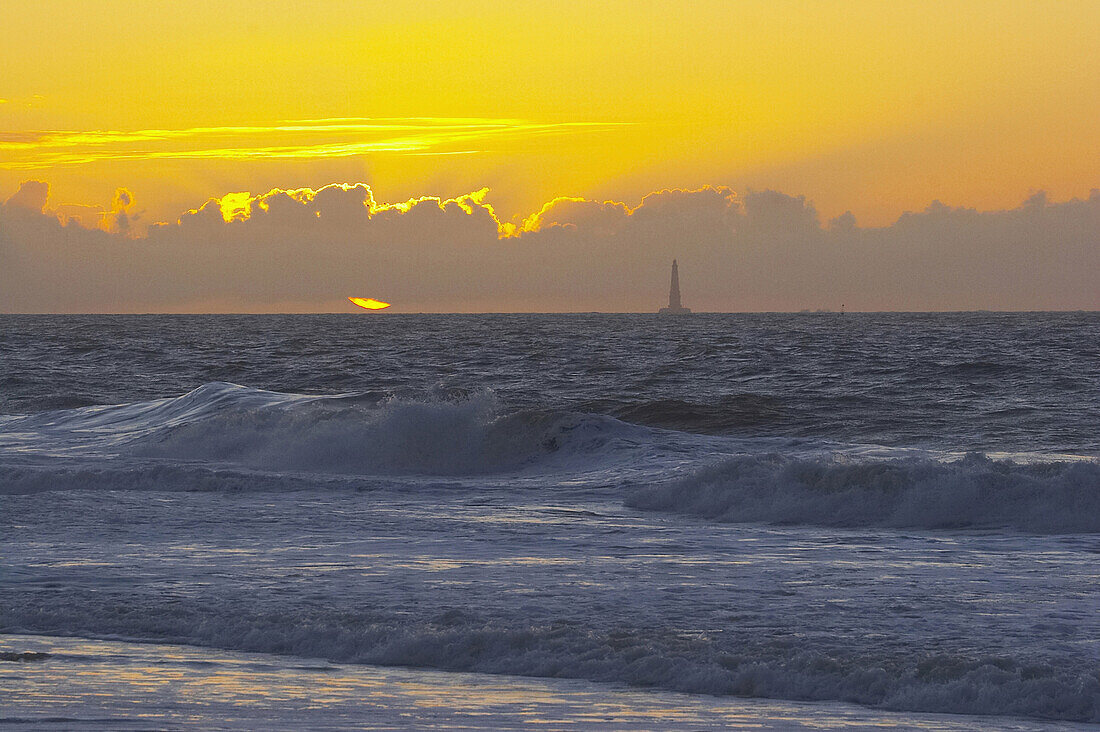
[627,452,1100,533]
[132,387,644,477]
[0,383,651,488]
[0,461,372,494]
[937,360,1014,375]
[0,651,51,662]
[8,595,1098,722]
[0,382,292,455]
[586,393,785,433]
[6,383,1099,536]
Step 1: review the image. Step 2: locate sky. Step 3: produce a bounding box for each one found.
[1,0,1098,312]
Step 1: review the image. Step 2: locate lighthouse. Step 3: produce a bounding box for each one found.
[658,259,692,314]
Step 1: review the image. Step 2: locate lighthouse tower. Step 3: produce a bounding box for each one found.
[658,259,692,314]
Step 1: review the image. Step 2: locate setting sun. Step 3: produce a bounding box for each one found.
[348,297,391,310]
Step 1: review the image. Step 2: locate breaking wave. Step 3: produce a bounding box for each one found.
[5,383,1099,535]
[132,386,643,477]
[0,382,650,491]
[628,453,1100,533]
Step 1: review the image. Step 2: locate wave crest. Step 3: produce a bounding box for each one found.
[627,453,1100,533]
[129,385,635,477]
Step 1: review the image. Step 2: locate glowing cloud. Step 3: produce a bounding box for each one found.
[0,118,631,170]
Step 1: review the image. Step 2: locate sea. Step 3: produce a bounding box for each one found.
[1,312,1098,730]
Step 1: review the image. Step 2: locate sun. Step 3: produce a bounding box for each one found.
[348,297,391,310]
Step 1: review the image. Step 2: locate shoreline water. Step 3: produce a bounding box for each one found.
[2,634,1087,731]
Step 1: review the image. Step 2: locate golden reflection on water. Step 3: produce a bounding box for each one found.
[0,634,1061,730]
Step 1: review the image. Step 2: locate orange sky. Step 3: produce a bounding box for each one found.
[3,0,1099,229]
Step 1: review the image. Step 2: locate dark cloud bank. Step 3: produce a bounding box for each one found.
[1,181,1097,312]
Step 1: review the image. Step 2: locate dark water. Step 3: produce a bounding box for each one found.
[3,313,1100,724]
[2,312,1097,455]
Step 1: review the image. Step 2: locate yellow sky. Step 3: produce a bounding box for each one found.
[2,0,1098,226]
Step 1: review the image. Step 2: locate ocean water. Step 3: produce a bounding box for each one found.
[2,313,1099,727]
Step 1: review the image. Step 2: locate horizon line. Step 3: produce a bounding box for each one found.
[2,309,1096,316]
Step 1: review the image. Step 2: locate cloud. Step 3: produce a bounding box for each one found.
[113,188,133,209]
[0,181,1097,312]
[3,180,50,213]
[0,94,44,109]
[102,187,137,235]
[0,118,631,169]
[53,203,107,229]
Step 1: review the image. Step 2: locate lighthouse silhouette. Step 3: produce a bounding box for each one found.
[658,260,692,314]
